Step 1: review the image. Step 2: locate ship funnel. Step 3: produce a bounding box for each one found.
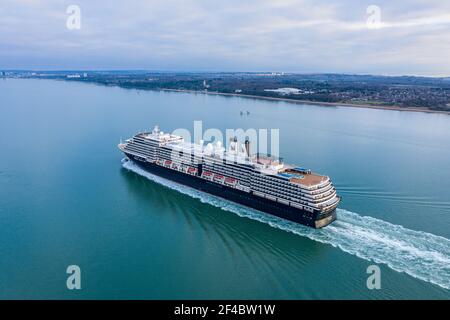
[244,139,251,157]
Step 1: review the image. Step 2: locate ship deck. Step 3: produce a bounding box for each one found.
[290,172,328,186]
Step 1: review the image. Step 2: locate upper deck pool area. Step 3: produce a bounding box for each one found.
[279,167,329,187]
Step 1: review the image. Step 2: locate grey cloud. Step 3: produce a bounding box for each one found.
[0,0,449,75]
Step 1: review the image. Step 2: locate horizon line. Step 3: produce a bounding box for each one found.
[2,69,449,79]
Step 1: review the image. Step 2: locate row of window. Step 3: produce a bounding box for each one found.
[252,185,313,206]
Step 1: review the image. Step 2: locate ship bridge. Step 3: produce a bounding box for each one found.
[140,126,184,145]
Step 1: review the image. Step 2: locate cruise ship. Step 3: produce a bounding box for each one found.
[119,126,340,228]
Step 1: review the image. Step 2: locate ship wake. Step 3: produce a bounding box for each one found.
[122,160,450,290]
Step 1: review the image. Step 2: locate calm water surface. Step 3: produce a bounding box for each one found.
[0,79,449,299]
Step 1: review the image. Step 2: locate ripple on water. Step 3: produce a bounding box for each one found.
[122,160,450,291]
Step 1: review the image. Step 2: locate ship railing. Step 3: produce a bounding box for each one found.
[236,184,251,193]
[318,196,340,209]
[315,193,337,206]
[303,178,331,191]
[309,183,333,195]
[250,189,322,212]
[319,201,339,213]
[277,198,290,205]
[290,202,303,209]
[313,188,336,200]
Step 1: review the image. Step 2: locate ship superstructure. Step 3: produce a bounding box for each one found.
[119,126,339,228]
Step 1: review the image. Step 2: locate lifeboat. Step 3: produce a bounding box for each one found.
[187,167,197,175]
[225,177,237,185]
[202,171,213,179]
[164,160,172,167]
[213,174,225,182]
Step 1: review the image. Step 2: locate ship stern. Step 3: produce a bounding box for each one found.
[314,209,337,228]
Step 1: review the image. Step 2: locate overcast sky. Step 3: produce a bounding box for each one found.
[1,0,450,76]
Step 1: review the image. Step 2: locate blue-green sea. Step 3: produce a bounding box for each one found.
[0,78,449,299]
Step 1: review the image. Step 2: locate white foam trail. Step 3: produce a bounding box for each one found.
[123,160,450,290]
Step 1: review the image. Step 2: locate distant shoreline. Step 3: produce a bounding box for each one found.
[7,76,450,115]
[162,89,450,115]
